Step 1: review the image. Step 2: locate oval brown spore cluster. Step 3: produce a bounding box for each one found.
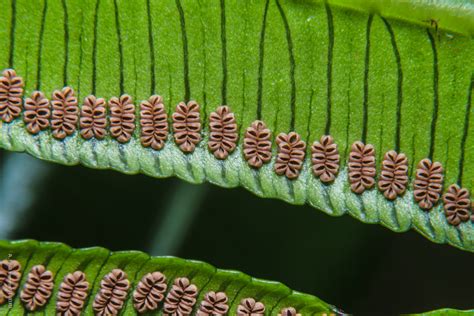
[172,101,202,153]
[20,264,54,311]
[24,91,50,134]
[311,135,340,183]
[348,141,376,194]
[279,307,301,316]
[237,297,265,316]
[133,271,167,313]
[56,271,89,316]
[243,120,272,168]
[471,201,474,222]
[109,95,135,143]
[443,184,471,226]
[80,95,107,140]
[140,95,169,150]
[0,69,24,123]
[274,132,306,180]
[378,150,409,200]
[414,159,444,210]
[51,87,79,140]
[237,297,265,315]
[208,105,238,159]
[0,259,22,305]
[163,277,198,315]
[93,268,130,316]
[197,291,229,316]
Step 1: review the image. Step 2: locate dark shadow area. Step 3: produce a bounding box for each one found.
[11,156,179,252]
[3,152,473,315]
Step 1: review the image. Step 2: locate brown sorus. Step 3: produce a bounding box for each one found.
[311,135,340,183]
[208,105,238,159]
[93,269,130,316]
[51,87,79,140]
[0,69,24,123]
[23,91,50,134]
[56,271,89,316]
[20,265,54,311]
[237,297,265,316]
[80,95,107,140]
[109,95,135,143]
[243,120,272,168]
[274,132,306,180]
[163,277,198,315]
[279,307,302,316]
[197,291,229,316]
[172,101,202,153]
[443,184,471,226]
[140,95,169,150]
[378,150,408,200]
[348,141,376,194]
[414,159,444,210]
[471,201,474,222]
[0,259,22,305]
[133,271,167,313]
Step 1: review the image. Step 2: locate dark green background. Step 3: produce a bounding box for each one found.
[1,150,473,316]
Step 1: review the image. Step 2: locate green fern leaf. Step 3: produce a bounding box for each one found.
[0,239,340,315]
[0,0,473,251]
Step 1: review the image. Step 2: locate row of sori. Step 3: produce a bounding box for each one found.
[0,259,321,316]
[0,69,472,226]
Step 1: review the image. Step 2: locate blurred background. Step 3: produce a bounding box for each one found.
[1,150,473,316]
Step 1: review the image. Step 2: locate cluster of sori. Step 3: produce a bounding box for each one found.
[0,259,310,316]
[0,69,472,226]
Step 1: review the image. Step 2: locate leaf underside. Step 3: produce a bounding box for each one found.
[0,0,473,251]
[0,239,338,315]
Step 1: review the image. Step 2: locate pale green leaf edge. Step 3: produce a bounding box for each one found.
[2,120,474,254]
